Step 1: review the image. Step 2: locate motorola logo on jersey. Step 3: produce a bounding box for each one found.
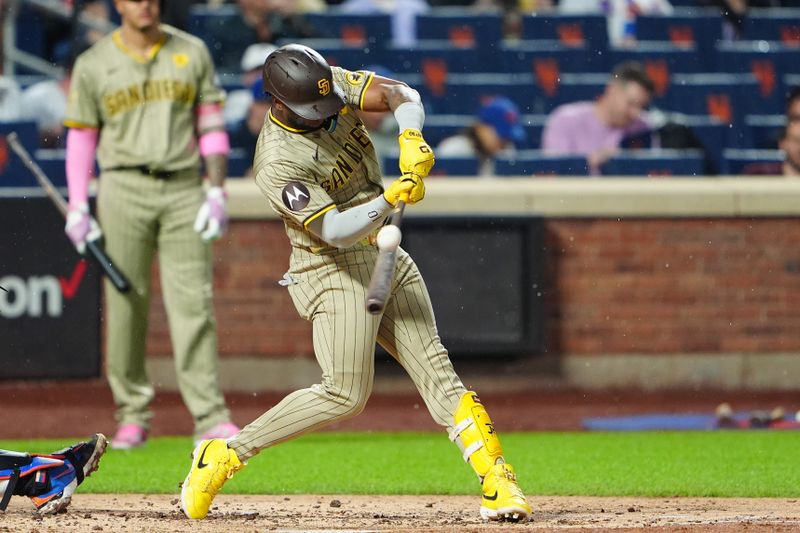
[282,182,311,211]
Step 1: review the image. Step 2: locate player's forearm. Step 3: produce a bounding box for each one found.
[65,128,98,209]
[203,152,227,188]
[311,196,393,249]
[197,103,229,186]
[385,85,425,132]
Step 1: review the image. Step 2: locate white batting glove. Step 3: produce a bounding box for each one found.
[193,186,228,242]
[65,202,102,254]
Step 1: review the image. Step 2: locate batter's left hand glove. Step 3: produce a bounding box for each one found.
[384,173,425,206]
[398,128,434,179]
[194,186,228,242]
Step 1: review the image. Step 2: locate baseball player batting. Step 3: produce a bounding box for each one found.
[63,0,238,449]
[181,44,531,522]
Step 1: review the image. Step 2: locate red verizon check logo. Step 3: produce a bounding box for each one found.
[59,260,88,299]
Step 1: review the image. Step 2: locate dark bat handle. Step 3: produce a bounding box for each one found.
[86,239,131,293]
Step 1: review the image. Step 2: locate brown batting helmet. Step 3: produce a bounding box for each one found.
[262,44,346,121]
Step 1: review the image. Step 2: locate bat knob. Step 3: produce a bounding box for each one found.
[366,298,385,315]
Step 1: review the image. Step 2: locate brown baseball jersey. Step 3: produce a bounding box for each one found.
[64,25,232,438]
[65,24,224,172]
[229,67,466,460]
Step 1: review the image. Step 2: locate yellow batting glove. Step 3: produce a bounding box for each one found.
[398,129,435,179]
[383,174,425,206]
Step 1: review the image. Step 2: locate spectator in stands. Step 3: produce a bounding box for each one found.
[224,43,277,127]
[229,80,271,176]
[743,119,800,176]
[208,0,323,71]
[558,0,673,47]
[340,0,429,47]
[436,96,526,176]
[542,61,654,175]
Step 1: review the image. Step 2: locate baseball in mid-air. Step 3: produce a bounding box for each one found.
[376,225,402,252]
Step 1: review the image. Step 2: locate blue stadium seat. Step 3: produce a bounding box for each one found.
[520,115,547,150]
[785,73,800,92]
[666,74,763,134]
[746,115,785,150]
[15,5,47,65]
[601,149,705,176]
[0,121,52,187]
[611,41,705,73]
[740,8,800,45]
[417,73,540,115]
[683,115,729,175]
[723,149,783,175]
[714,41,793,116]
[384,41,482,74]
[304,11,392,49]
[500,40,609,75]
[227,148,251,178]
[635,9,722,63]
[520,14,608,50]
[384,156,479,176]
[292,39,390,71]
[188,5,240,68]
[416,9,504,48]
[33,150,67,188]
[495,151,588,176]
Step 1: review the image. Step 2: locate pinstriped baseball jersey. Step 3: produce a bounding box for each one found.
[229,66,466,460]
[65,24,223,172]
[64,23,233,438]
[254,67,383,258]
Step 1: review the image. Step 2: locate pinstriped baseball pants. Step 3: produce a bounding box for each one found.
[97,169,230,437]
[230,247,467,460]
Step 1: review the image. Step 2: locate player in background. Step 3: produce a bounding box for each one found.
[0,434,106,515]
[63,0,238,449]
[181,44,532,523]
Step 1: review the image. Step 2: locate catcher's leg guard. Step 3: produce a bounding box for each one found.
[0,452,64,511]
[449,391,504,478]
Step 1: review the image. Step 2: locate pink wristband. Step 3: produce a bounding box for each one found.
[66,128,98,209]
[199,130,230,157]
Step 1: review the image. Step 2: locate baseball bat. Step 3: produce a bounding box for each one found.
[6,132,132,293]
[365,200,405,315]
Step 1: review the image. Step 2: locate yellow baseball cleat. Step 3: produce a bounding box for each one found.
[180,439,243,519]
[479,463,532,522]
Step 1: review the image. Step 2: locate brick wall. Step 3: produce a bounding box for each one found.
[145,217,800,359]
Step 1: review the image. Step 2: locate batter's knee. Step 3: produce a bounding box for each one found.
[315,380,371,421]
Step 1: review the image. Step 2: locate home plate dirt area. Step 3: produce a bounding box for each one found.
[2,494,799,532]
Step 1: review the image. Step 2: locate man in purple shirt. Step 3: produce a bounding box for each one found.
[542,61,654,174]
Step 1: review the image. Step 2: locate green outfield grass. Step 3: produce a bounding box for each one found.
[2,432,798,497]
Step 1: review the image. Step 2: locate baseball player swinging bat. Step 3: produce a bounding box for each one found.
[365,198,406,314]
[6,132,131,293]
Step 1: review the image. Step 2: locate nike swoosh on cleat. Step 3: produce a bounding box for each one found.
[483,491,498,501]
[197,442,213,469]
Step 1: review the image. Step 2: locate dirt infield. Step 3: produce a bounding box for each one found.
[3,379,800,531]
[3,494,800,532]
